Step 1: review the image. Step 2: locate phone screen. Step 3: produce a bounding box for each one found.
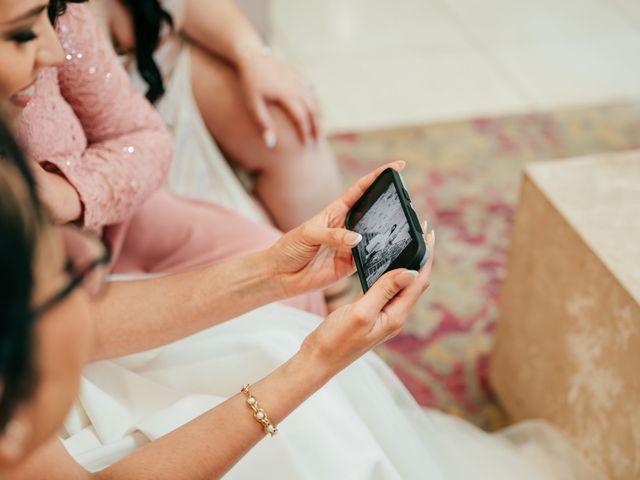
[352,182,414,288]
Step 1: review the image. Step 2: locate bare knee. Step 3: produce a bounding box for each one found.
[190,46,330,173]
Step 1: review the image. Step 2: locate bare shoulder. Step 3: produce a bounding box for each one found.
[5,438,91,480]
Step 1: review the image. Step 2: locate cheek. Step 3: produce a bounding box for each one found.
[38,292,94,386]
[0,43,36,100]
[24,293,94,449]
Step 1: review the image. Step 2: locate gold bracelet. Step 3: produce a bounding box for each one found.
[241,384,278,436]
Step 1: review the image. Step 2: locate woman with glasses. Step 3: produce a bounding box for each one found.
[0,117,603,478]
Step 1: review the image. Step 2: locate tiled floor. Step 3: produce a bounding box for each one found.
[271,0,640,133]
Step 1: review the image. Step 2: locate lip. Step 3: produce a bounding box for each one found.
[9,80,37,108]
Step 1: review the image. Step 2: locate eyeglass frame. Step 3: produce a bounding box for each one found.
[31,231,110,318]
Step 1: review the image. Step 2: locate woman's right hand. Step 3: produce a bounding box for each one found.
[31,163,83,225]
[300,230,435,377]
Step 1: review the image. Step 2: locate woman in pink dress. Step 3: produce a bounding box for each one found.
[90,0,343,232]
[11,0,325,314]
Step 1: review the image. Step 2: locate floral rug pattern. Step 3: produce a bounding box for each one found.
[330,103,640,430]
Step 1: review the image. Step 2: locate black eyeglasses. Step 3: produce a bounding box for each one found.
[32,226,110,318]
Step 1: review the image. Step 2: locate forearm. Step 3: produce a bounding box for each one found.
[181,0,264,67]
[56,4,173,231]
[90,250,283,360]
[6,350,333,480]
[94,350,332,479]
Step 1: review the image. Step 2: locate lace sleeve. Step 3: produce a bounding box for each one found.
[52,4,173,231]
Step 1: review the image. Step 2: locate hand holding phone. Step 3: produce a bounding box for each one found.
[269,162,411,297]
[346,168,428,292]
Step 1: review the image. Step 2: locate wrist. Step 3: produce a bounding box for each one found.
[288,347,335,390]
[240,249,286,302]
[232,37,272,67]
[261,245,290,299]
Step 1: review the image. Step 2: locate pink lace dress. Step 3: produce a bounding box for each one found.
[18,4,325,316]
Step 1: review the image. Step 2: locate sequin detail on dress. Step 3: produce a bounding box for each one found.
[17,4,172,232]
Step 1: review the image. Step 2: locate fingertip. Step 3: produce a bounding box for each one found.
[427,229,435,248]
[396,268,419,287]
[344,231,363,246]
[421,219,428,235]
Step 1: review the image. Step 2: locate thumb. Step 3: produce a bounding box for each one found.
[248,94,277,149]
[356,269,418,319]
[300,224,363,249]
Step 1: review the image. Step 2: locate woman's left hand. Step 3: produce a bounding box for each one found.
[236,45,320,148]
[268,161,406,297]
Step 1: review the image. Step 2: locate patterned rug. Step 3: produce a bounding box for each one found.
[330,102,640,430]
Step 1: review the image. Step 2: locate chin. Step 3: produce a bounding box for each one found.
[25,375,82,455]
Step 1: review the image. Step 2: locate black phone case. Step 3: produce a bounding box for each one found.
[345,168,427,293]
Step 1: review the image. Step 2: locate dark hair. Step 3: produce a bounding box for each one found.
[120,0,173,103]
[0,0,88,431]
[0,120,46,431]
[47,0,88,25]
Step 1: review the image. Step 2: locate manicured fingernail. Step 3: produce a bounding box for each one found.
[431,229,436,243]
[396,160,406,168]
[345,232,362,245]
[407,270,419,278]
[422,220,428,232]
[264,130,277,149]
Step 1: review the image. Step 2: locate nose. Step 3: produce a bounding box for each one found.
[35,19,65,69]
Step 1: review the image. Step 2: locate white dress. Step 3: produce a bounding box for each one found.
[62,303,602,479]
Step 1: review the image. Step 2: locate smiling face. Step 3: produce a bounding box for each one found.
[0,0,64,116]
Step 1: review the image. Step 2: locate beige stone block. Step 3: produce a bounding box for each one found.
[490,152,640,479]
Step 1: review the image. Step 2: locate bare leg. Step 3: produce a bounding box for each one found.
[189,46,351,311]
[190,46,342,232]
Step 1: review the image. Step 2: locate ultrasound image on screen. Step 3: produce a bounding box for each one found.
[353,183,412,288]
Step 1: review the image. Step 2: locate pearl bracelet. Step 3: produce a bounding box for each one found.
[241,384,278,436]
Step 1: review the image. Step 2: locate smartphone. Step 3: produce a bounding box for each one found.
[345,168,428,292]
